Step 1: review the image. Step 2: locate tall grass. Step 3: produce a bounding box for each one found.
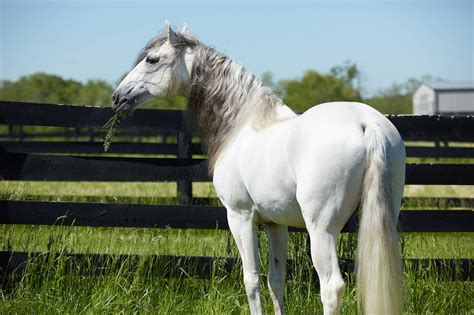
[0,182,473,313]
[1,227,472,314]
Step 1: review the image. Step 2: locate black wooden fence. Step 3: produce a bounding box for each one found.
[0,101,473,279]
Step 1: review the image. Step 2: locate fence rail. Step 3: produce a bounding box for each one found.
[2,101,474,139]
[0,141,202,155]
[0,101,185,132]
[1,152,473,184]
[1,200,473,232]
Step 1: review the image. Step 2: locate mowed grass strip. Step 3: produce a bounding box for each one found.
[1,181,218,198]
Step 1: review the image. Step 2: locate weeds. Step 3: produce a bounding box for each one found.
[103,113,120,152]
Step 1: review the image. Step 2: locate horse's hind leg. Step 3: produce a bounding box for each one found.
[227,209,263,315]
[266,223,288,315]
[307,227,345,315]
[299,198,353,315]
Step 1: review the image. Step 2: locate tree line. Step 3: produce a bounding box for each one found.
[0,64,434,114]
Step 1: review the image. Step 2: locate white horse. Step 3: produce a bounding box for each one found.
[112,22,405,315]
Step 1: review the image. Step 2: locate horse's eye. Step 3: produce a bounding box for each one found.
[146,56,160,64]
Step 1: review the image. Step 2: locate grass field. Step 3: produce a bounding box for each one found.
[0,179,473,314]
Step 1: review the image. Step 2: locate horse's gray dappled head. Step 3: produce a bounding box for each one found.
[112,21,193,116]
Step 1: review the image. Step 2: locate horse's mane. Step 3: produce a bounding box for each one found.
[136,31,292,173]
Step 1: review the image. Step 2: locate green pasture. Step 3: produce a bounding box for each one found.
[0,179,473,314]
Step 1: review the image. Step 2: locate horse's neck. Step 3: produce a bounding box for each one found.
[188,46,294,172]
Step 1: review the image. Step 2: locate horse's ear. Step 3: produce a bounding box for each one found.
[165,20,177,43]
[181,23,190,35]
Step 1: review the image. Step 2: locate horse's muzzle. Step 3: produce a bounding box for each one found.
[111,91,136,116]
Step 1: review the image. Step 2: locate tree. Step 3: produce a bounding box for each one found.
[78,80,114,106]
[280,61,362,112]
[0,73,113,106]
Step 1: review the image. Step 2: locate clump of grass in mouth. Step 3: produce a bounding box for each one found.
[103,113,120,152]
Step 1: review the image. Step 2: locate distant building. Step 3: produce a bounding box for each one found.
[412,82,474,115]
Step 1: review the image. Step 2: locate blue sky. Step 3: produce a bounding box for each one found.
[1,0,472,95]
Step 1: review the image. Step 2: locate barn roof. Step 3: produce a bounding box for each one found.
[424,81,474,91]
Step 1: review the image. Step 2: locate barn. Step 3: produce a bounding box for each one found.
[412,82,474,115]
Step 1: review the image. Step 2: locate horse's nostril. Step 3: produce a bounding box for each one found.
[116,97,129,108]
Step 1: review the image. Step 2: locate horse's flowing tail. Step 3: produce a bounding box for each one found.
[356,123,402,315]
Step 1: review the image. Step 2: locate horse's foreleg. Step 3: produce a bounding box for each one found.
[227,210,262,315]
[266,223,288,315]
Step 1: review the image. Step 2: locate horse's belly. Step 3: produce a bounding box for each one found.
[219,171,305,227]
[215,152,305,227]
[254,194,305,228]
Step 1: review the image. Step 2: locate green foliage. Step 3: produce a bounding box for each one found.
[78,79,114,106]
[0,73,113,106]
[363,78,421,115]
[280,61,362,112]
[262,64,437,115]
[365,93,413,114]
[103,113,120,152]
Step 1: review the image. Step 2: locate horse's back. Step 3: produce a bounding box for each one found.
[291,102,404,165]
[296,102,403,145]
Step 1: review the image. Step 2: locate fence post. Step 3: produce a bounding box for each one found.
[177,112,192,204]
